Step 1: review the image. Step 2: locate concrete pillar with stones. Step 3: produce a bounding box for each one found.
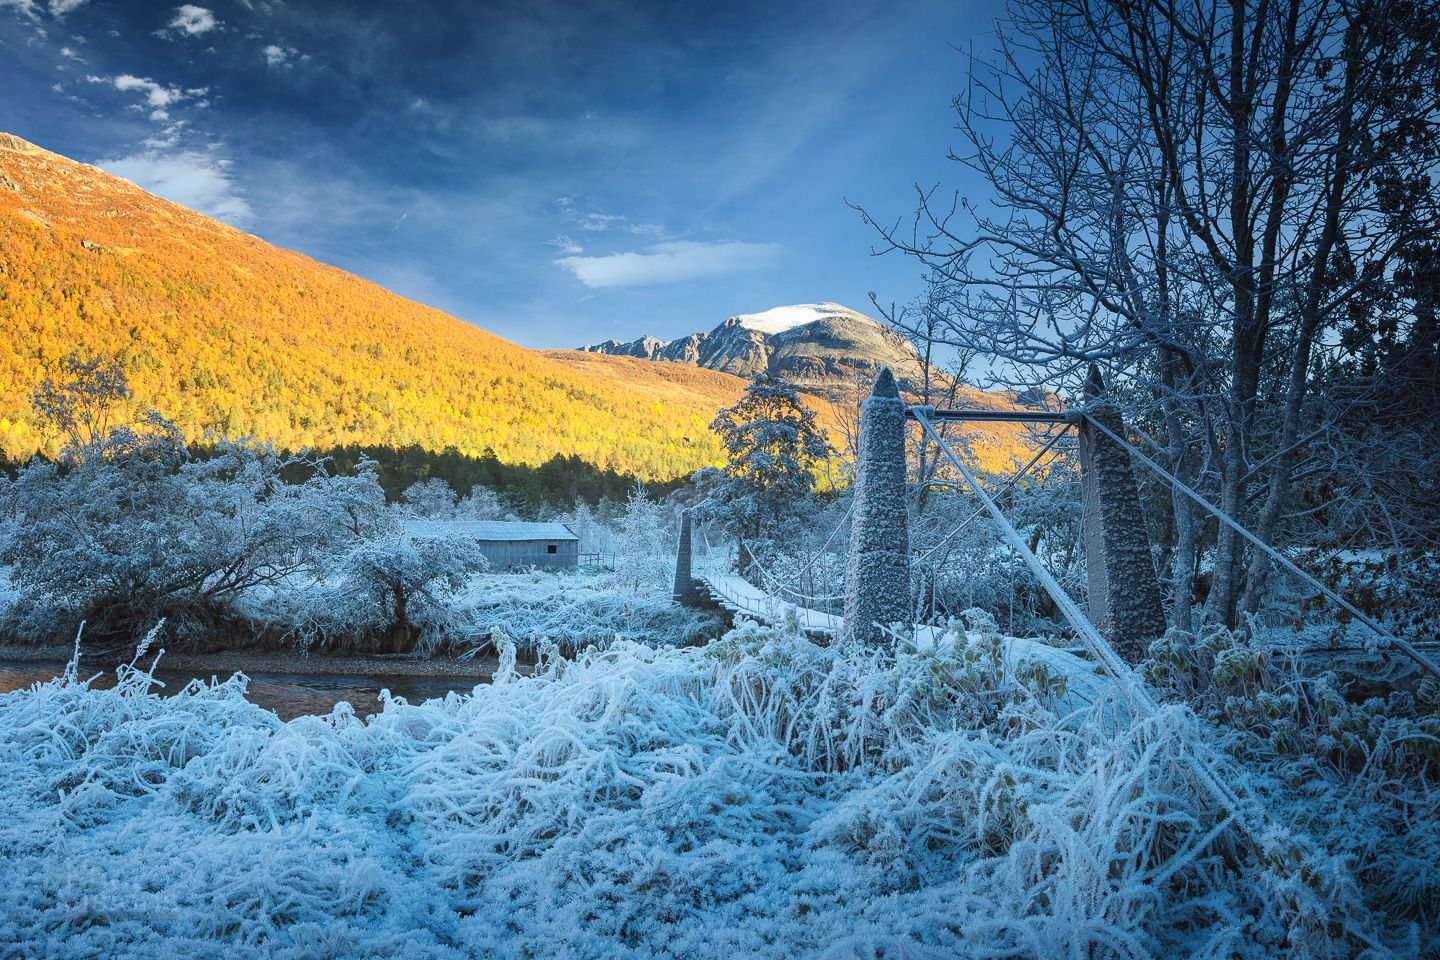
[843,367,911,646]
[672,510,706,606]
[1079,365,1167,662]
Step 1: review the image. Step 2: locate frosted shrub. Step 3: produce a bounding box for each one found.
[456,569,721,654]
[0,565,20,629]
[0,619,1421,958]
[306,529,490,654]
[401,478,460,518]
[710,610,1073,774]
[0,424,379,644]
[611,487,673,591]
[1143,625,1440,923]
[456,483,514,521]
[909,468,1085,637]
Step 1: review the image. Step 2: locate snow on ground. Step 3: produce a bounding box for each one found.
[0,619,1410,959]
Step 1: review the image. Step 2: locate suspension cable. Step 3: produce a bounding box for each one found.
[1081,413,1440,682]
[913,409,1146,701]
[741,540,848,604]
[912,407,1272,856]
[915,425,1072,562]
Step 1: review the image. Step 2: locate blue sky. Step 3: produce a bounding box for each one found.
[0,0,999,348]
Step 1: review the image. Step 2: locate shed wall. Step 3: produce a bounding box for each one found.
[477,538,579,570]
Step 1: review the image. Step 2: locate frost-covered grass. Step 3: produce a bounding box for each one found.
[452,568,724,654]
[3,617,1429,959]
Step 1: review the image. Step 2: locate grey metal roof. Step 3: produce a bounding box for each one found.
[404,519,579,542]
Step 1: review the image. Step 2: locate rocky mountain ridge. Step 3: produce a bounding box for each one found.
[580,302,925,393]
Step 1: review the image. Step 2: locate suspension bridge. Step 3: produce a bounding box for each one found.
[677,365,1439,686]
[695,565,1117,707]
[673,363,1438,934]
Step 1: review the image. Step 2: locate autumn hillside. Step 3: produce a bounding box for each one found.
[0,133,739,479]
[542,350,1044,476]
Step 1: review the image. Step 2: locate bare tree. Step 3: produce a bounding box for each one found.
[860,0,1440,629]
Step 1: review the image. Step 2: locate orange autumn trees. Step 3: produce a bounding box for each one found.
[0,133,728,479]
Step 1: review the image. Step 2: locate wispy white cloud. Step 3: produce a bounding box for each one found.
[0,0,39,18]
[555,240,780,289]
[86,73,208,119]
[554,196,666,239]
[262,43,302,67]
[548,234,583,256]
[98,148,253,225]
[166,5,218,36]
[48,0,87,15]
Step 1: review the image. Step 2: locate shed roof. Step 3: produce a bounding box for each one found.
[404,519,579,542]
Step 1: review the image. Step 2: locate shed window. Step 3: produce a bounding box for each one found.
[547,544,557,554]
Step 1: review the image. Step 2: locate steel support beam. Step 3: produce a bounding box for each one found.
[907,405,1080,424]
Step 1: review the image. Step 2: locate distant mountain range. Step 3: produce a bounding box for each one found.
[572,303,1049,473]
[579,302,924,394]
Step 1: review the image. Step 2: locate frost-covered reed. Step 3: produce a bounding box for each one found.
[2,615,1424,958]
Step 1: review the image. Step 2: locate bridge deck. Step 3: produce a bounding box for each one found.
[698,572,841,635]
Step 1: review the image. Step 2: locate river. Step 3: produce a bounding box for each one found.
[0,660,491,720]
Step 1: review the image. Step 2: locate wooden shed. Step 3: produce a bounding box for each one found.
[405,520,581,570]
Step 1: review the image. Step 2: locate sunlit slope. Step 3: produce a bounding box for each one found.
[543,349,851,473]
[546,350,1041,475]
[541,350,757,417]
[0,133,724,478]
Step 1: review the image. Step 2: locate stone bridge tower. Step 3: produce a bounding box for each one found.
[1078,366,1167,661]
[842,368,910,646]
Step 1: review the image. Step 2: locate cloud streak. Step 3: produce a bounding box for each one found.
[555,240,781,289]
[88,73,207,114]
[0,0,88,19]
[99,149,254,225]
[167,5,218,36]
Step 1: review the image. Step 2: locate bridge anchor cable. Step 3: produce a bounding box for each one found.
[1080,413,1440,682]
[911,406,1269,861]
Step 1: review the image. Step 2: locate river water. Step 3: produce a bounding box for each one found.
[0,660,490,720]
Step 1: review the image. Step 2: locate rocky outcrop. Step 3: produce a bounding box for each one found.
[579,303,923,395]
[0,134,41,154]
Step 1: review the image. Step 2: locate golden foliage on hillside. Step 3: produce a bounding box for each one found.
[0,132,1040,483]
[541,349,852,437]
[0,134,733,478]
[541,350,754,412]
[545,350,1042,478]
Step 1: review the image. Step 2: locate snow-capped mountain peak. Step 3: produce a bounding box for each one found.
[577,301,919,391]
[731,302,857,336]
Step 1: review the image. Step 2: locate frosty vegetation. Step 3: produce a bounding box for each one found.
[2,614,1436,958]
[0,355,712,656]
[2,351,1437,958]
[7,358,1434,955]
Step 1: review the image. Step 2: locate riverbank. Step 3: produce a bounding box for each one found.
[0,643,521,680]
